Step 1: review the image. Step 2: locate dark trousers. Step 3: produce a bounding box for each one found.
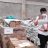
[38,34,48,48]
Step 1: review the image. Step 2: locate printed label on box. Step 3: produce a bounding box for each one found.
[4,27,13,34]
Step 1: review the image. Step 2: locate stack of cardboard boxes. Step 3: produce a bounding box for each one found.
[0,20,37,48]
[0,21,27,48]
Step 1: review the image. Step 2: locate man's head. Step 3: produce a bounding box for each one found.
[40,8,47,14]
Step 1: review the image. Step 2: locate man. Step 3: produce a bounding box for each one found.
[34,8,48,48]
[34,8,47,26]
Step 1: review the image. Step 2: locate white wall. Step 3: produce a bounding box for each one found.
[0,2,22,19]
[0,0,48,19]
[26,0,48,3]
[26,1,48,19]
[0,0,22,3]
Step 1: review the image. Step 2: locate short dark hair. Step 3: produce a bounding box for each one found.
[40,8,47,13]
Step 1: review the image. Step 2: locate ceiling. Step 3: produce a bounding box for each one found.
[26,0,48,3]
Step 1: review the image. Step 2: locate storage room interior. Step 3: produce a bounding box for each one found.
[0,0,48,48]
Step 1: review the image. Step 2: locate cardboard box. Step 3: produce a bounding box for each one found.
[15,21,21,25]
[9,21,21,27]
[8,39,37,48]
[0,27,14,48]
[13,26,27,40]
[9,21,16,27]
[0,26,26,48]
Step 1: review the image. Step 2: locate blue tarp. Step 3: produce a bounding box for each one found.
[6,16,16,19]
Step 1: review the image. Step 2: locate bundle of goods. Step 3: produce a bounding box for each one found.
[26,27,39,45]
[26,20,42,45]
[8,38,37,48]
[9,21,21,27]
